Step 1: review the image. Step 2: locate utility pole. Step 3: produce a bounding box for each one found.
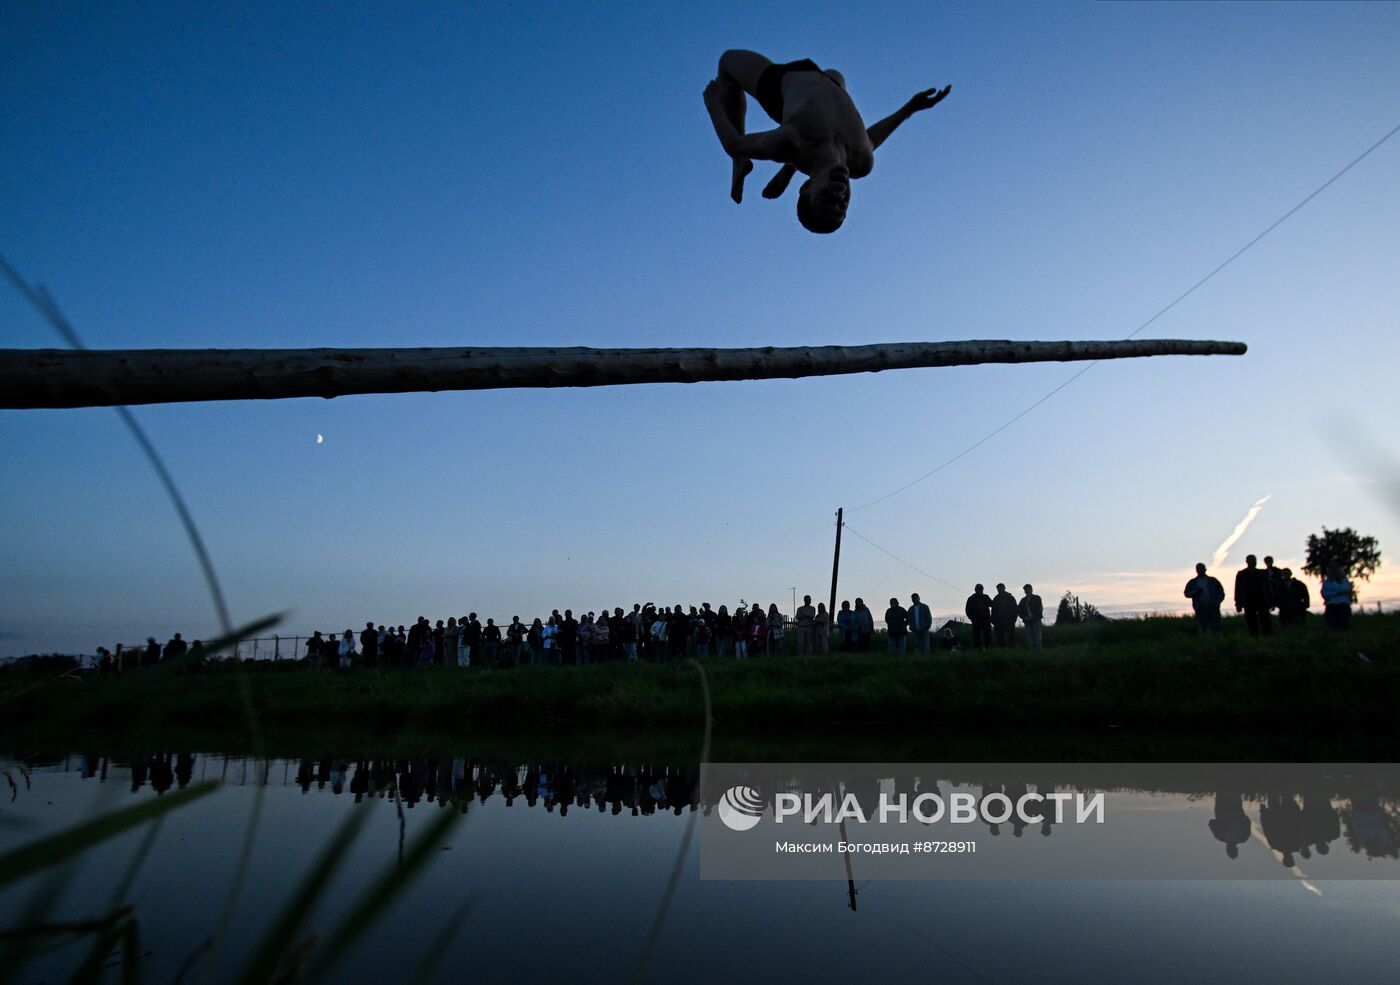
[829,508,843,633]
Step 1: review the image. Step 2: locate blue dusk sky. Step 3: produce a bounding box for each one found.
[2,2,1398,655]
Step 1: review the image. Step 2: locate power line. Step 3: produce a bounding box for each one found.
[841,521,963,593]
[852,117,1400,513]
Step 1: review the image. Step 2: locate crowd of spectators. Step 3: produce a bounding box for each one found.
[84,556,1361,673]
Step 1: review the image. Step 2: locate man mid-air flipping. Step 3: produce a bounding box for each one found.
[703,50,951,234]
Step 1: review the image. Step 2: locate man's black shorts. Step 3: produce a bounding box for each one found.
[755,58,823,124]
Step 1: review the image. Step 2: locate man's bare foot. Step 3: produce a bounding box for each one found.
[730,158,753,203]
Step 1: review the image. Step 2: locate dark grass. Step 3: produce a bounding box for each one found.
[4,613,1397,740]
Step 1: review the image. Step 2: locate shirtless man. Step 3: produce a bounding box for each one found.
[703,50,951,233]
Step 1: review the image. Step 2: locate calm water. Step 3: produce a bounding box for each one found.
[3,750,1400,983]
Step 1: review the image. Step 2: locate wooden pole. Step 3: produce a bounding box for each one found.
[829,508,843,638]
[0,338,1246,409]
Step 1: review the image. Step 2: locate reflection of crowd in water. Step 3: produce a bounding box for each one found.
[69,753,702,817]
[58,756,1400,864]
[292,758,704,816]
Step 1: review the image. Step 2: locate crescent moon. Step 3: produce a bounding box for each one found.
[315,433,323,444]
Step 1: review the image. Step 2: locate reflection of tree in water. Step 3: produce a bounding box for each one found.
[1342,787,1400,859]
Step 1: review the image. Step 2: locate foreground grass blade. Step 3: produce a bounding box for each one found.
[405,897,476,985]
[236,805,372,985]
[178,612,286,666]
[0,782,219,890]
[307,806,459,982]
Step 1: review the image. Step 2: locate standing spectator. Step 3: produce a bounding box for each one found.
[560,610,579,666]
[163,633,187,663]
[730,607,747,659]
[814,603,830,653]
[990,584,1018,647]
[406,618,426,664]
[360,622,379,668]
[614,608,637,661]
[338,629,356,669]
[1321,565,1353,631]
[527,618,544,665]
[1281,569,1311,627]
[884,598,909,653]
[144,637,162,668]
[305,631,324,668]
[461,614,481,667]
[965,585,993,650]
[853,598,875,651]
[432,620,446,666]
[542,615,559,663]
[795,595,817,654]
[651,609,671,662]
[694,619,712,657]
[670,606,690,661]
[632,605,648,660]
[637,605,655,662]
[592,611,611,662]
[577,614,595,665]
[506,617,527,665]
[907,593,932,652]
[715,605,733,658]
[1183,563,1226,635]
[1264,556,1287,616]
[481,619,501,665]
[1234,555,1273,636]
[751,613,769,656]
[766,604,785,656]
[1018,584,1044,650]
[417,627,435,667]
[443,618,459,667]
[836,601,856,651]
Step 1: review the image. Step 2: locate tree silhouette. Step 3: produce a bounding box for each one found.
[1303,527,1381,599]
[1055,592,1101,625]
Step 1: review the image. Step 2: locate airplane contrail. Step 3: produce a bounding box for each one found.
[1211,495,1271,571]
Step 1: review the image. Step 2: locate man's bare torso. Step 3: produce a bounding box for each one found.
[775,70,875,178]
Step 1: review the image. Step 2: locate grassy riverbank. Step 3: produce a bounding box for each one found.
[3,614,1397,744]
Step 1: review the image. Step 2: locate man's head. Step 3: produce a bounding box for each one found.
[974,584,983,593]
[1246,555,1257,568]
[796,165,850,234]
[911,593,920,604]
[996,583,1006,593]
[1264,556,1275,567]
[1196,563,1207,576]
[1023,584,1033,595]
[804,595,811,604]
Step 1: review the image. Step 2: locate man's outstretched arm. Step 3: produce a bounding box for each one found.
[703,80,793,162]
[866,84,952,150]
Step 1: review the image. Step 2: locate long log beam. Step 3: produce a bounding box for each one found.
[0,339,1246,409]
